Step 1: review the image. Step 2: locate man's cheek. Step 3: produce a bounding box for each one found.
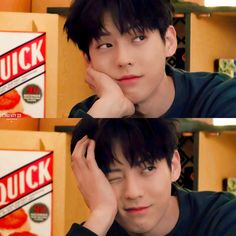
[91,59,112,74]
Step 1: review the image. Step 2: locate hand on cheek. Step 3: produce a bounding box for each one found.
[85,66,135,117]
[71,136,117,213]
[71,136,118,235]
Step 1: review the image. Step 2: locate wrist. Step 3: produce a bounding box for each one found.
[84,208,116,236]
[88,98,135,118]
[87,99,121,118]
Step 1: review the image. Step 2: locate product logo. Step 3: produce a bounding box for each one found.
[0,154,53,210]
[0,33,46,98]
[22,84,42,104]
[29,203,50,223]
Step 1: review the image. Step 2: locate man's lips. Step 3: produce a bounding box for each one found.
[125,206,150,214]
[118,75,143,82]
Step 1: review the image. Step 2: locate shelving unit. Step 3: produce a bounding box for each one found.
[196,131,236,191]
[174,3,236,72]
[189,12,236,72]
[178,121,236,192]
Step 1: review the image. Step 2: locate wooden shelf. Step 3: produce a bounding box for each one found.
[197,131,236,191]
[47,4,236,16]
[47,7,69,15]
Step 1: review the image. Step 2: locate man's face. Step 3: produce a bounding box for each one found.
[106,145,180,235]
[89,14,177,106]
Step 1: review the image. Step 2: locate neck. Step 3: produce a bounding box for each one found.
[136,75,175,117]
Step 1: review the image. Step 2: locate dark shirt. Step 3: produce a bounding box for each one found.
[66,185,236,236]
[69,65,236,118]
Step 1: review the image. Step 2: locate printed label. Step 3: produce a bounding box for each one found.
[0,32,46,118]
[0,150,53,236]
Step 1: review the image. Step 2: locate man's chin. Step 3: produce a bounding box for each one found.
[116,215,154,234]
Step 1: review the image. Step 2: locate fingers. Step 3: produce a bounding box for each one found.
[86,139,99,170]
[71,136,98,171]
[72,135,88,159]
[71,135,89,173]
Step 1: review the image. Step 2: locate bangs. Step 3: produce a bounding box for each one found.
[98,0,148,37]
[84,0,173,43]
[65,0,174,56]
[94,119,177,173]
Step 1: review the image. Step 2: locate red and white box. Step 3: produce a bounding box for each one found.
[0,32,46,118]
[0,150,53,236]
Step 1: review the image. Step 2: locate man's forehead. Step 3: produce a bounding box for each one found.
[101,13,117,31]
[109,155,127,168]
[100,12,144,36]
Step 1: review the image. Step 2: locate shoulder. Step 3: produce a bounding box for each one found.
[199,191,236,235]
[168,66,236,117]
[177,185,236,208]
[173,186,236,235]
[69,95,98,118]
[199,75,236,117]
[168,64,234,88]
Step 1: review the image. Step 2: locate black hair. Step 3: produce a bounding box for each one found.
[71,118,178,173]
[64,0,175,58]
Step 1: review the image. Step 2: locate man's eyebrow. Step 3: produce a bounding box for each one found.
[108,168,122,173]
[98,31,111,37]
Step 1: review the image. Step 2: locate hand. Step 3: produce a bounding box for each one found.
[71,136,117,235]
[86,66,135,117]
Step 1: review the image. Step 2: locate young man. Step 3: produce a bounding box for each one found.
[67,119,236,236]
[64,0,236,118]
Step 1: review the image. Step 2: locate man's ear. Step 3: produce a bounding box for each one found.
[164,25,177,58]
[171,150,181,182]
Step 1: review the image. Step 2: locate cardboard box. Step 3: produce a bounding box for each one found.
[0,130,89,236]
[0,150,53,235]
[0,12,93,118]
[0,32,46,118]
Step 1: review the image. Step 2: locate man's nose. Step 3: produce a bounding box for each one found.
[116,44,134,68]
[124,175,144,200]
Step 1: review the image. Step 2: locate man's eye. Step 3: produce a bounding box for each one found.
[133,35,146,42]
[108,177,122,184]
[143,165,156,174]
[97,43,113,49]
